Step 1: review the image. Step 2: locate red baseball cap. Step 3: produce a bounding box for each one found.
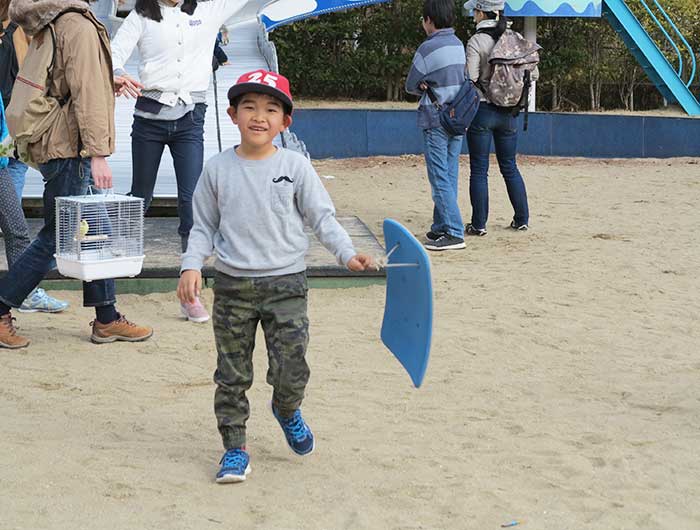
[227,70,294,113]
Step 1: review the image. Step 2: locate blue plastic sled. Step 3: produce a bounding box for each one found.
[380,219,433,388]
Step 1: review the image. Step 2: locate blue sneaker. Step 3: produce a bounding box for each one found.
[216,448,251,484]
[19,288,69,313]
[271,404,315,456]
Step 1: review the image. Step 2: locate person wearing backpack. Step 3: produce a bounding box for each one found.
[463,0,539,236]
[1,0,30,198]
[0,0,153,349]
[406,0,467,252]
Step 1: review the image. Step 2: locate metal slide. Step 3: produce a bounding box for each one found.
[602,0,700,115]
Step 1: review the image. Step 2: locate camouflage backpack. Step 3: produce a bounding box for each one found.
[486,29,541,111]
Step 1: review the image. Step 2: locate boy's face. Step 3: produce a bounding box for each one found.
[227,92,292,149]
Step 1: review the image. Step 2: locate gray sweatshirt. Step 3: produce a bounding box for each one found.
[181,147,357,277]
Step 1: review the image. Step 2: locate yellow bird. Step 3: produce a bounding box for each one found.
[78,219,90,239]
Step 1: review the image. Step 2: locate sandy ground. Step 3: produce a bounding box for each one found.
[2,155,700,530]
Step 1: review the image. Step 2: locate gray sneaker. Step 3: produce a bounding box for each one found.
[509,220,528,231]
[425,231,444,242]
[465,224,487,237]
[424,234,466,251]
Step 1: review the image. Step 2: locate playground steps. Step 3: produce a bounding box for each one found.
[603,0,700,115]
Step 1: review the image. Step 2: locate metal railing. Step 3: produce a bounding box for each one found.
[635,0,697,88]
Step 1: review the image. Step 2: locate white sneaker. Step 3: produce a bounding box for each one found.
[180,297,210,323]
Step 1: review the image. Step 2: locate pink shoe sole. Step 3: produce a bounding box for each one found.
[180,306,210,323]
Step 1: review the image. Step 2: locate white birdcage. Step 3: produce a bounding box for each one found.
[54,191,145,281]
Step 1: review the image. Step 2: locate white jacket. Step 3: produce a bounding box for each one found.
[111,0,245,106]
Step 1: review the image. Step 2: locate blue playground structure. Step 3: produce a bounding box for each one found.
[601,0,700,115]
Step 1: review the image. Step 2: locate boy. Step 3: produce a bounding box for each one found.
[177,70,374,483]
[406,0,467,251]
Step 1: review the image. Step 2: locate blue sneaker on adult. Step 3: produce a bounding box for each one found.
[271,404,315,456]
[216,448,251,484]
[19,288,69,313]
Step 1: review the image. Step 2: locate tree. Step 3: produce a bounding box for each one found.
[537,18,588,110]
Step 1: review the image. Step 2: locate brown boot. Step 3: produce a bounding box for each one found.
[91,315,153,344]
[0,313,30,349]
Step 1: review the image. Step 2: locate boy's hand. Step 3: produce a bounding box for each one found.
[178,269,202,304]
[419,82,428,91]
[347,253,375,272]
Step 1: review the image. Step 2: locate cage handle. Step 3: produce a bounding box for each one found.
[87,185,116,197]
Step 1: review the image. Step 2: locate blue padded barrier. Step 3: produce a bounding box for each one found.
[291,109,700,159]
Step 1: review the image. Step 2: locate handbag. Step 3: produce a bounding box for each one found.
[425,80,480,136]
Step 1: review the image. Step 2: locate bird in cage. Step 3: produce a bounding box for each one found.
[75,218,109,243]
[77,219,90,240]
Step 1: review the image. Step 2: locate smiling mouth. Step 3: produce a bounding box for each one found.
[249,125,268,132]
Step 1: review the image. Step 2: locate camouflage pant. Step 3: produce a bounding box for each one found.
[213,271,310,449]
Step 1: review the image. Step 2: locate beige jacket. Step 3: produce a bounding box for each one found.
[466,28,497,101]
[10,1,115,163]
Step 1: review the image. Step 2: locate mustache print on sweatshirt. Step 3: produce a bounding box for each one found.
[273,176,294,184]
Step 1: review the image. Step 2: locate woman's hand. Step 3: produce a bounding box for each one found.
[114,74,144,99]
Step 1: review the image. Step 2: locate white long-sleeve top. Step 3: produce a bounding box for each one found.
[111,0,246,106]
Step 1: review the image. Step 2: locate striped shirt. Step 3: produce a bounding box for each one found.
[405,28,466,130]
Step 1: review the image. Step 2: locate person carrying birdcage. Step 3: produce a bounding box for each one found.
[0,0,152,349]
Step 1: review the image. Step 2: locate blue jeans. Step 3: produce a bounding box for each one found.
[0,157,116,308]
[7,158,29,199]
[466,103,529,230]
[422,127,464,238]
[130,103,206,251]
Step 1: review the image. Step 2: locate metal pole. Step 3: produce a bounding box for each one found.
[524,17,537,112]
[212,69,223,153]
